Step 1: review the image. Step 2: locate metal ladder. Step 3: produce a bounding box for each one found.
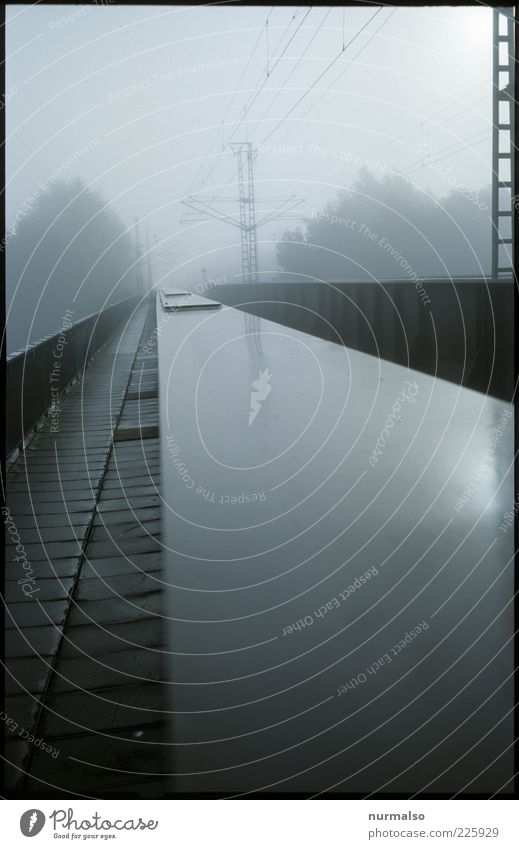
[492,7,515,279]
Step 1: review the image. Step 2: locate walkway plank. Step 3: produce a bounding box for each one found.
[4,303,164,795]
[9,303,168,798]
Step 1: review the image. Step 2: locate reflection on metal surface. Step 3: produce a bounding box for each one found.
[160,289,221,311]
[157,294,514,796]
[244,310,263,357]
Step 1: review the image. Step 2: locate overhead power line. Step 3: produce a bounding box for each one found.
[399,131,492,178]
[254,6,390,153]
[187,7,274,196]
[271,6,398,153]
[246,6,335,143]
[194,7,394,209]
[223,7,313,150]
[368,79,491,160]
[191,7,309,197]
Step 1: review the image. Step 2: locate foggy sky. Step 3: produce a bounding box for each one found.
[6,4,493,289]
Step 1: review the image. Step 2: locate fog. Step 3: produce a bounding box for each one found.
[5,4,493,351]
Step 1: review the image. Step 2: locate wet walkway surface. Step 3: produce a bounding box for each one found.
[5,301,168,798]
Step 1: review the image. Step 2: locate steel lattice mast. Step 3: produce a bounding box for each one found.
[181,143,304,284]
[231,142,258,285]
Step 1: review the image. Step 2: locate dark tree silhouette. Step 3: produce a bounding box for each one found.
[276,169,491,283]
[6,178,137,353]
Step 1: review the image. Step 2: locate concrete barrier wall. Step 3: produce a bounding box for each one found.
[6,294,142,456]
[212,280,514,401]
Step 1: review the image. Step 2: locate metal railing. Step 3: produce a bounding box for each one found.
[6,294,142,457]
[211,279,514,401]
